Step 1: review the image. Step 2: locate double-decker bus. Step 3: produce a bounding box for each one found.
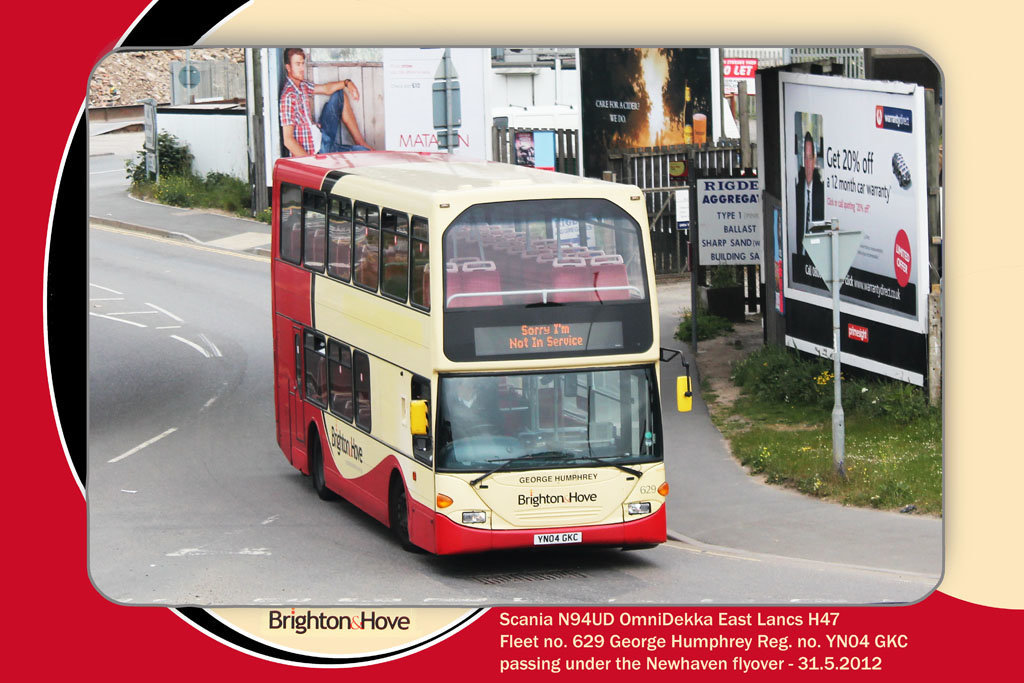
[271,152,690,554]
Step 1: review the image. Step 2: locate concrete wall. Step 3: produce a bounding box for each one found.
[158,111,248,180]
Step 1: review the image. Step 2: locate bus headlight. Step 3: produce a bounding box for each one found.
[627,502,652,516]
[462,511,487,524]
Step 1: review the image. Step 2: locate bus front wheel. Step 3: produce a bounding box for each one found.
[388,475,416,551]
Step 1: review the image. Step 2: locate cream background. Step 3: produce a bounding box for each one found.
[202,1,1023,609]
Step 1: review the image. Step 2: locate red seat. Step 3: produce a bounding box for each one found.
[591,254,631,301]
[550,257,592,302]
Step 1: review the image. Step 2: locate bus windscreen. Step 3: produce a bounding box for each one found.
[442,198,647,309]
[436,367,661,473]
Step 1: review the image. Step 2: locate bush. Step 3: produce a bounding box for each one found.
[857,381,932,423]
[152,174,202,207]
[675,310,734,342]
[732,344,934,423]
[731,344,829,406]
[125,132,194,186]
[199,172,250,213]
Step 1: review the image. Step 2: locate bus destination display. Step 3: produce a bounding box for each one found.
[474,322,624,357]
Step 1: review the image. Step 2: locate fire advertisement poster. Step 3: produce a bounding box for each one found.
[19,0,1024,679]
[579,49,713,177]
[780,72,928,384]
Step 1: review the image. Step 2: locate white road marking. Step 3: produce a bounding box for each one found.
[89,169,123,175]
[90,283,123,295]
[199,333,222,357]
[89,297,124,301]
[155,325,182,330]
[106,310,160,316]
[145,302,184,322]
[261,515,279,525]
[120,489,138,494]
[90,311,147,328]
[203,396,218,410]
[171,335,210,358]
[108,427,178,463]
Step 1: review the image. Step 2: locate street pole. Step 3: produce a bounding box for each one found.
[828,218,846,478]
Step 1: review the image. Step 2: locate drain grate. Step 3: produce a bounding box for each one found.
[472,569,588,585]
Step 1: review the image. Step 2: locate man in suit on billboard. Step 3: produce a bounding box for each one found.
[795,130,824,256]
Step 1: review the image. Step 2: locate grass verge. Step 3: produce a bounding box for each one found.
[700,334,942,515]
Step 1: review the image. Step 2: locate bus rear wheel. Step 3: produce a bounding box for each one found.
[388,476,416,551]
[309,431,336,501]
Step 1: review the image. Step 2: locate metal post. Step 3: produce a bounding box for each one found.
[829,218,846,478]
[689,150,699,357]
[444,49,454,152]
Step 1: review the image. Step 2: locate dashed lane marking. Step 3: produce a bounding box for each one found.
[108,428,178,463]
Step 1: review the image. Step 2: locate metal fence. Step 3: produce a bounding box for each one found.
[608,142,751,275]
[492,126,579,175]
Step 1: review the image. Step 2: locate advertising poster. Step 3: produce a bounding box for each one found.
[262,47,384,168]
[579,48,712,177]
[19,0,1024,679]
[781,73,928,383]
[696,177,763,265]
[382,48,487,158]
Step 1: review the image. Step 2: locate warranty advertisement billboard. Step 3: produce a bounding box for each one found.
[780,73,929,384]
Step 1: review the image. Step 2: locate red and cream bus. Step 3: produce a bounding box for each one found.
[271,151,690,554]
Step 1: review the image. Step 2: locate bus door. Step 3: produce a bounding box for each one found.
[289,325,306,461]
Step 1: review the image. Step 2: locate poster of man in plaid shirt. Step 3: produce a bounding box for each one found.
[280,48,373,157]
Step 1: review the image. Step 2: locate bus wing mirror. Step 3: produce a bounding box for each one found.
[660,347,692,413]
[410,400,430,435]
[676,375,693,413]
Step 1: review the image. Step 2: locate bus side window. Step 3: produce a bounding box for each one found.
[327,340,353,421]
[353,351,372,432]
[327,197,352,282]
[280,183,302,264]
[411,216,430,311]
[353,201,380,292]
[381,208,409,303]
[303,331,328,407]
[302,189,326,272]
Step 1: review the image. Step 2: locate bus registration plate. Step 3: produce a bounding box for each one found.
[534,532,582,546]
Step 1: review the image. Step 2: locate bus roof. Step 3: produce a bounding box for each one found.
[274,151,622,197]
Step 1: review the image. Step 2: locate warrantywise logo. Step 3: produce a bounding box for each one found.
[875,105,913,133]
[269,609,412,634]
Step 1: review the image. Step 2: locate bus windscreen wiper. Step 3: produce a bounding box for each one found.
[568,454,643,478]
[470,452,562,488]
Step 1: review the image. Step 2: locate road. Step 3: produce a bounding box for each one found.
[87,224,939,606]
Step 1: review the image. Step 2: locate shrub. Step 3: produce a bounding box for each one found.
[732,344,934,422]
[152,174,202,207]
[675,310,734,342]
[125,132,194,186]
[731,344,828,406]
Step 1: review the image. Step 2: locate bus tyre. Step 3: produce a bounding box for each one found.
[309,432,336,501]
[389,476,416,551]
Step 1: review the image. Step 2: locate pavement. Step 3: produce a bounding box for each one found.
[88,128,943,586]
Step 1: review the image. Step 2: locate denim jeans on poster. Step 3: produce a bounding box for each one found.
[318,89,370,153]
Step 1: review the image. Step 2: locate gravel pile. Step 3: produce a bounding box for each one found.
[89,49,245,107]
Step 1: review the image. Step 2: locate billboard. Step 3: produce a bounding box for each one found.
[382,48,487,158]
[780,73,929,384]
[579,48,712,177]
[260,47,488,170]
